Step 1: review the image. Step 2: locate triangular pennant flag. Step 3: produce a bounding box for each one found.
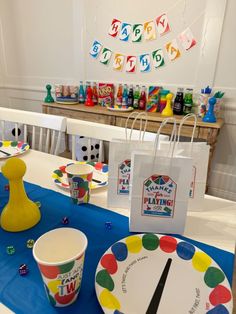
[139,54,151,72]
[165,39,181,61]
[89,40,102,59]
[156,13,171,36]
[178,28,197,51]
[100,48,112,65]
[152,49,165,68]
[113,53,125,71]
[108,18,121,37]
[144,21,156,41]
[125,56,137,73]
[119,23,132,42]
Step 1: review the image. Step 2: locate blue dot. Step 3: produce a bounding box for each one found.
[114,311,125,314]
[206,304,229,314]
[0,142,2,147]
[111,242,128,262]
[176,241,195,260]
[102,165,109,173]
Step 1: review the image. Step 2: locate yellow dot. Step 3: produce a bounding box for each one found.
[52,173,58,179]
[3,141,11,147]
[99,289,120,310]
[126,235,142,253]
[47,280,61,294]
[192,252,212,272]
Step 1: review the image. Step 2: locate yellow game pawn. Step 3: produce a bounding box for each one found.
[161,93,174,117]
[0,157,41,232]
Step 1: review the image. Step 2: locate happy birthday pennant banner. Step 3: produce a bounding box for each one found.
[108,13,171,42]
[90,27,196,73]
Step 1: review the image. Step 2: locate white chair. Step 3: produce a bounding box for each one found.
[0,107,67,155]
[66,118,169,162]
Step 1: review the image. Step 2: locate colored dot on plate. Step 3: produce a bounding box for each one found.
[204,267,225,288]
[176,241,195,260]
[192,251,212,272]
[209,285,232,306]
[111,242,128,261]
[99,289,121,310]
[142,234,159,251]
[160,236,177,253]
[101,254,118,275]
[206,304,229,314]
[96,269,114,291]
[125,235,142,254]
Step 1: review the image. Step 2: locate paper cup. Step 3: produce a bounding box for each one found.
[65,163,93,204]
[33,228,88,307]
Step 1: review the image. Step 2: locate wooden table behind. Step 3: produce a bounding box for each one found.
[42,102,224,186]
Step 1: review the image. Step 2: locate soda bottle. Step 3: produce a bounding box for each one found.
[138,86,147,110]
[78,81,85,104]
[85,81,90,102]
[127,86,134,107]
[116,83,123,106]
[92,82,98,105]
[183,88,193,115]
[122,84,128,106]
[173,88,184,115]
[133,85,140,109]
[85,83,94,106]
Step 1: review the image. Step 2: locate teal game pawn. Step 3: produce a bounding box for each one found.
[202,97,217,123]
[44,84,54,103]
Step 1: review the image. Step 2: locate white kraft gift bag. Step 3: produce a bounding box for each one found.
[108,112,168,209]
[129,118,193,234]
[160,114,210,211]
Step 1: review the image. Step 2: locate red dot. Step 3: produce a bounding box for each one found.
[38,264,60,279]
[209,285,232,306]
[95,162,103,170]
[59,165,66,172]
[160,236,177,253]
[87,172,93,182]
[100,253,118,274]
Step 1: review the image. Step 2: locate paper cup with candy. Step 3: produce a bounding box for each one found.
[33,228,88,307]
[65,163,93,204]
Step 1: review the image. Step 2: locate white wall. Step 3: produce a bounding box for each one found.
[0,0,235,200]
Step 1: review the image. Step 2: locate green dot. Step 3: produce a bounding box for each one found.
[59,261,75,274]
[54,170,63,177]
[48,294,56,306]
[142,234,159,251]
[11,141,18,147]
[204,266,225,288]
[96,269,114,291]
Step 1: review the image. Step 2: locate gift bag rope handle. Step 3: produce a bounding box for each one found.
[176,113,197,155]
[125,112,148,142]
[154,117,177,160]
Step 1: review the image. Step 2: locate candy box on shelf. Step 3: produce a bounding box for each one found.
[146,86,162,112]
[55,85,79,104]
[98,83,114,107]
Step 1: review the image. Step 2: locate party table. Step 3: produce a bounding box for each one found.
[0,150,235,314]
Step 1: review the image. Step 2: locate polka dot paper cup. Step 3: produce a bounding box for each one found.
[33,228,88,307]
[65,163,93,204]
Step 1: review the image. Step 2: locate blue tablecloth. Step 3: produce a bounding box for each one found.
[0,174,234,314]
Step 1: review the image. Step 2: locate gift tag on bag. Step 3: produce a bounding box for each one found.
[129,118,193,234]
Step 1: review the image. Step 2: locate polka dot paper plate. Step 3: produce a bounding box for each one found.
[0,141,30,159]
[95,234,233,314]
[52,161,108,190]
